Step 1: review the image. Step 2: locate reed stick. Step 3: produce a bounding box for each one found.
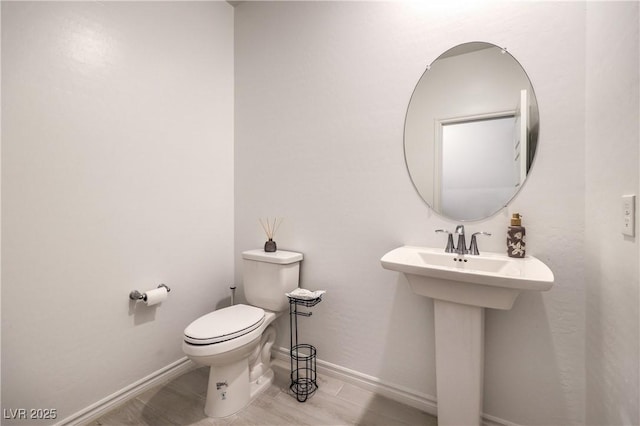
[259,217,283,240]
[259,218,270,238]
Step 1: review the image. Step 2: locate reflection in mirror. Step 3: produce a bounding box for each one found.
[404,42,539,221]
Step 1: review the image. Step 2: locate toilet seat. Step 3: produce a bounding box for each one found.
[184,304,265,345]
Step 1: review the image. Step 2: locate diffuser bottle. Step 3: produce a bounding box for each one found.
[264,239,277,252]
[260,217,281,253]
[507,213,526,258]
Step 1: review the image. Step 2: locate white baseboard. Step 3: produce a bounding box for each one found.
[57,349,519,426]
[482,414,524,426]
[56,357,194,426]
[273,347,519,426]
[273,346,438,416]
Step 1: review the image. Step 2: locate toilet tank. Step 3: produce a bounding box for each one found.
[242,249,303,312]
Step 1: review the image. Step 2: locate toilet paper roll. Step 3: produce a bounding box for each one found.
[144,287,168,306]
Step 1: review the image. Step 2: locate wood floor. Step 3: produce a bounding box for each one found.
[88,360,438,426]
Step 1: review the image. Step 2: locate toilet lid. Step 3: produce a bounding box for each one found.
[184,304,265,345]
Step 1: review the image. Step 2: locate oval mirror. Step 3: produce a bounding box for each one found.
[404,42,539,222]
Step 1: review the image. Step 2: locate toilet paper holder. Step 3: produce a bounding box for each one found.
[129,284,171,301]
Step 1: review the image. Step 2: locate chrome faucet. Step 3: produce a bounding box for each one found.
[436,226,491,255]
[469,232,492,255]
[435,229,455,253]
[455,225,467,255]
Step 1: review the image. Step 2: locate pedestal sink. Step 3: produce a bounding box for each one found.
[380,246,554,426]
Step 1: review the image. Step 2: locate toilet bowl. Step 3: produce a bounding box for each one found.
[182,304,277,417]
[182,249,303,418]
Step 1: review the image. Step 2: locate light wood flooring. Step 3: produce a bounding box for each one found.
[88,360,438,425]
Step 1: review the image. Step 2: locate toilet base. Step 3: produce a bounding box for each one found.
[203,361,275,418]
[250,367,274,400]
[204,357,250,418]
[198,323,277,418]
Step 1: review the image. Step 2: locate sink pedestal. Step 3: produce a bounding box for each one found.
[381,246,554,426]
[434,300,484,426]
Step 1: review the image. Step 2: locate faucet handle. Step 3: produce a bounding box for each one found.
[435,229,455,253]
[469,232,492,255]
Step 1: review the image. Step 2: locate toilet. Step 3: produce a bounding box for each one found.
[182,249,303,418]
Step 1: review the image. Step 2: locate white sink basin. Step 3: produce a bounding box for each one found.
[381,246,554,310]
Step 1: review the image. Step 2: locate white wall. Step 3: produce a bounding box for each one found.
[1,2,234,423]
[235,2,589,424]
[585,2,640,425]
[2,2,638,426]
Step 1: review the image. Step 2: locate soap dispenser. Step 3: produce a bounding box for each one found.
[507,213,526,258]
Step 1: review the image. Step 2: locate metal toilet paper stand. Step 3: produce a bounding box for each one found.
[288,294,322,402]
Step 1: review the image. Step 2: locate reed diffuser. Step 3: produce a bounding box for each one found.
[259,217,282,252]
